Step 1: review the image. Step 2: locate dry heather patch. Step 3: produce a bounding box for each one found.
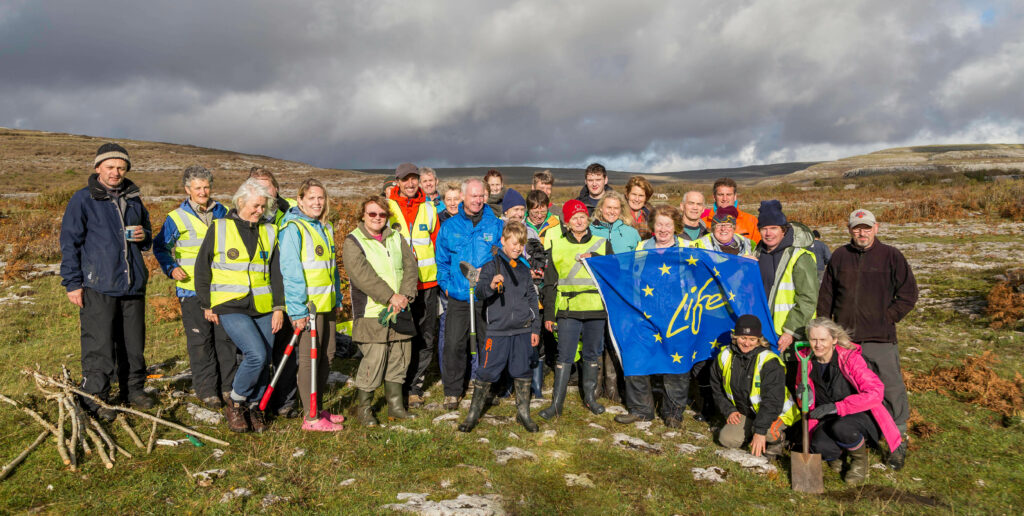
[906,409,942,439]
[149,294,182,322]
[985,268,1024,329]
[904,351,1024,418]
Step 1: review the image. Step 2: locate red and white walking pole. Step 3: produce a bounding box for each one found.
[307,302,320,420]
[259,326,302,411]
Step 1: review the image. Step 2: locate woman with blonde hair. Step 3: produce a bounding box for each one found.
[589,191,641,254]
[797,317,903,484]
[278,178,346,431]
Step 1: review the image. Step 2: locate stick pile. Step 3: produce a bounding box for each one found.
[0,366,229,481]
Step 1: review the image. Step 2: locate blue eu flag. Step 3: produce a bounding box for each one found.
[584,246,777,376]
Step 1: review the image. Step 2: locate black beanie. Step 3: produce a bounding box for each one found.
[94,143,131,171]
[734,314,762,338]
[757,199,786,228]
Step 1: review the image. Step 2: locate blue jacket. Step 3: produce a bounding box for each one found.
[589,219,641,254]
[60,174,152,297]
[435,204,504,302]
[279,206,344,318]
[152,198,228,297]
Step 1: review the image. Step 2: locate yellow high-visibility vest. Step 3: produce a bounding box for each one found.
[348,228,405,319]
[209,219,277,313]
[387,199,437,284]
[282,218,337,313]
[166,207,209,292]
[768,248,816,336]
[547,232,607,313]
[717,347,800,426]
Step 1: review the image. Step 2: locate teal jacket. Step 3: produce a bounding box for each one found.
[589,219,641,254]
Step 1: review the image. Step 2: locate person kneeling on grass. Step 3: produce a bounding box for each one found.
[799,317,903,484]
[459,222,543,433]
[711,315,800,458]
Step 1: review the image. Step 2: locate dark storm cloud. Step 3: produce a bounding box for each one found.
[1,0,1022,172]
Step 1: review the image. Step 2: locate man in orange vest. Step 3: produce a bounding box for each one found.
[388,163,442,408]
[702,177,761,244]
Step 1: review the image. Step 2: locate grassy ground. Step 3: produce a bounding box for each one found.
[1,178,1023,514]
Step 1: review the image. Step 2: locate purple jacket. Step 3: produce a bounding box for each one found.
[798,344,902,452]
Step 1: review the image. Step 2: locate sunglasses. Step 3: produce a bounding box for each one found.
[365,211,387,219]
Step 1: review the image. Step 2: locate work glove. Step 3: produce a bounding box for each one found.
[808,403,837,420]
[377,306,397,327]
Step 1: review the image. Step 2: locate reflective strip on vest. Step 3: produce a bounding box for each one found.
[167,207,210,292]
[349,229,405,319]
[387,199,437,283]
[769,248,816,336]
[283,218,338,313]
[717,348,800,426]
[549,234,607,311]
[209,219,277,313]
[636,236,687,251]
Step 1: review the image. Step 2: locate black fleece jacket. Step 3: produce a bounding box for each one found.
[711,344,787,435]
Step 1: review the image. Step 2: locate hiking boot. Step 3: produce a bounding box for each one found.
[408,394,425,408]
[580,361,605,415]
[223,399,250,433]
[276,404,299,419]
[846,445,870,484]
[248,407,269,433]
[302,416,344,432]
[385,382,415,420]
[128,392,157,410]
[664,417,683,429]
[513,378,539,433]
[458,380,492,433]
[765,439,788,459]
[443,396,460,411]
[201,395,224,410]
[539,364,571,420]
[828,458,843,474]
[357,389,378,427]
[614,412,653,424]
[887,441,907,471]
[96,406,119,422]
[319,410,345,424]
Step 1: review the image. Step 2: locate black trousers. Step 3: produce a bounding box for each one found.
[180,295,238,399]
[623,373,690,420]
[405,286,439,396]
[268,316,298,412]
[442,298,486,397]
[79,288,147,406]
[810,412,881,461]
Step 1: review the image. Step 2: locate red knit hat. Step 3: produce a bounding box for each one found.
[562,199,588,221]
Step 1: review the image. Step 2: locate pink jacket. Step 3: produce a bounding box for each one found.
[798,344,902,452]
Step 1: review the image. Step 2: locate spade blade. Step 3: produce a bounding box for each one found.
[459,261,479,286]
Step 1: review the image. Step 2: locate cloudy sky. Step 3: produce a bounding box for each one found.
[2,1,1022,172]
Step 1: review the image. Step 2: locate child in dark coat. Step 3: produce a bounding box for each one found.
[458,221,542,433]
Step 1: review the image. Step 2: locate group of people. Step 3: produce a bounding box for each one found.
[60,143,918,484]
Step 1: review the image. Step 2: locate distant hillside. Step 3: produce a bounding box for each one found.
[0,128,369,198]
[787,144,1024,181]
[355,162,818,186]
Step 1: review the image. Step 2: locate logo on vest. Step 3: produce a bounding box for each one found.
[226,248,240,260]
[315,244,325,257]
[419,224,428,231]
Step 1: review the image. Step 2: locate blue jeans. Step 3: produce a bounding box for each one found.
[555,318,605,364]
[220,312,274,406]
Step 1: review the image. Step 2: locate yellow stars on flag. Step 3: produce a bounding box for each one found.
[692,350,698,360]
[658,263,672,275]
[643,312,652,319]
[653,333,663,343]
[643,284,654,296]
[686,254,698,266]
[670,352,682,363]
[713,267,721,277]
[728,291,736,301]
[711,339,721,349]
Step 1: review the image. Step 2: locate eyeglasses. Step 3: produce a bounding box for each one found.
[365,211,387,219]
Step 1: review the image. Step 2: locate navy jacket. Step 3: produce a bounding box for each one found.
[60,174,152,297]
[477,248,542,337]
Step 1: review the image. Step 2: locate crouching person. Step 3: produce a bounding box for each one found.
[800,317,903,484]
[459,222,542,433]
[195,179,286,433]
[711,315,800,458]
[343,197,418,426]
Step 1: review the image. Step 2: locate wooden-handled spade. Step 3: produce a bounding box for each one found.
[791,340,824,493]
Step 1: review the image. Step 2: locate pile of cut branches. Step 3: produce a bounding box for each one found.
[0,366,228,480]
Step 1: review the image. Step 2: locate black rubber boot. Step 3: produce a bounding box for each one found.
[513,378,539,433]
[614,375,655,424]
[385,382,415,420]
[458,380,492,432]
[539,363,571,420]
[580,361,605,415]
[357,389,378,427]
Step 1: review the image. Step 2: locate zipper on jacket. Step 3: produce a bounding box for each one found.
[113,199,131,288]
